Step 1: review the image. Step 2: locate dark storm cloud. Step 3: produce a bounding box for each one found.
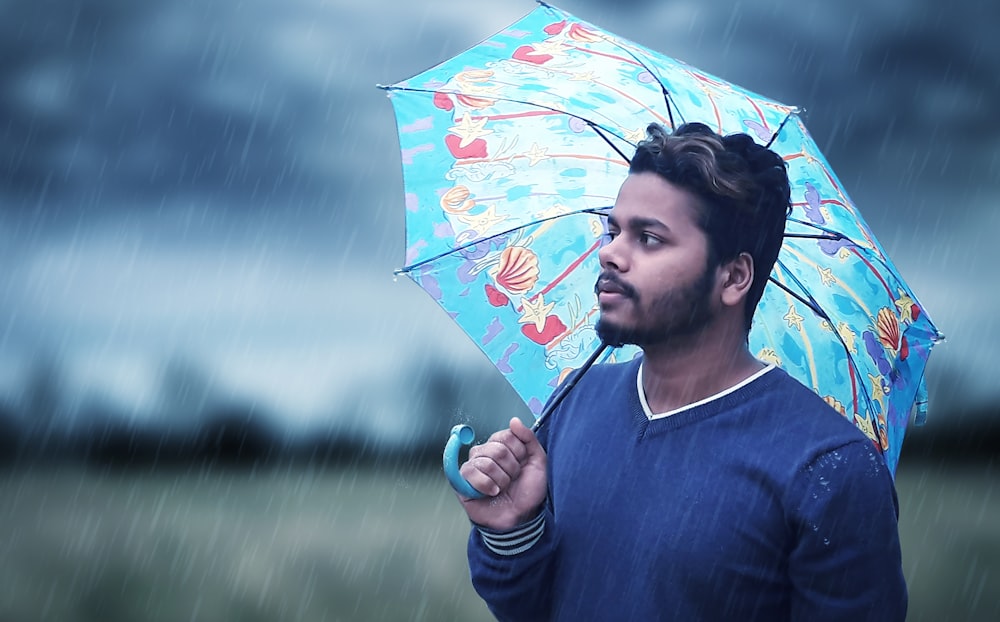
[0,0,385,224]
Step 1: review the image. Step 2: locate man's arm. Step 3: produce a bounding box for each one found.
[467,505,557,622]
[458,418,555,621]
[786,439,908,621]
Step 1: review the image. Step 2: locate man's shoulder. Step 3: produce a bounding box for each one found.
[743,367,884,466]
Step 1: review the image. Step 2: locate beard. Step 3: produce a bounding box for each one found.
[595,263,716,349]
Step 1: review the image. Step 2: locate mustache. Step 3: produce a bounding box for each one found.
[595,272,638,300]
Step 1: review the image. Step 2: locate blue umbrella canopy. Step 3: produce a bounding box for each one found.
[382,2,942,475]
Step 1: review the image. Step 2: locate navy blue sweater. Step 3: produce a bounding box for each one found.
[468,358,907,621]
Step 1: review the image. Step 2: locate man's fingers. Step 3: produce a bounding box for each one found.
[509,417,545,461]
[460,454,521,497]
[468,441,523,480]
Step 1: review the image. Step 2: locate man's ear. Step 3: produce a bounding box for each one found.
[719,252,754,308]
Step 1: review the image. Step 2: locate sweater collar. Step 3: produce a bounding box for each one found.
[637,362,777,421]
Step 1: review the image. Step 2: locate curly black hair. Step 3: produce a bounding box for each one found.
[628,122,791,334]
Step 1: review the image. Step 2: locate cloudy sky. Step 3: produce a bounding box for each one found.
[1,0,996,438]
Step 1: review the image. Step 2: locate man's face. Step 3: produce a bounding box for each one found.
[595,172,718,348]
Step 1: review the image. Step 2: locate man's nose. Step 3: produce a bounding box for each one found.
[598,235,625,272]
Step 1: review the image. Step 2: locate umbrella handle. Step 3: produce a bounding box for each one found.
[443,424,485,499]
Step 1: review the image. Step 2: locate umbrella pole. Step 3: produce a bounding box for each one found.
[532,341,611,433]
[443,341,610,499]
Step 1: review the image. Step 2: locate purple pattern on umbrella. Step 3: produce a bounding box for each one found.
[401,116,434,133]
[419,265,442,300]
[496,342,519,374]
[482,316,504,345]
[743,119,770,142]
[434,221,455,238]
[803,183,826,225]
[401,144,434,165]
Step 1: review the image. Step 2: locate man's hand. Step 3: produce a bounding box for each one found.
[458,417,548,531]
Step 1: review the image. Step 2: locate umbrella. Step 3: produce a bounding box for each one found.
[380,1,942,497]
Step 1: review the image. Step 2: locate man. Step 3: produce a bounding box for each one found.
[457,122,907,621]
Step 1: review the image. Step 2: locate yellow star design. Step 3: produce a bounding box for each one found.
[533,40,568,57]
[837,247,852,261]
[448,112,492,148]
[757,348,782,367]
[571,70,596,81]
[525,143,549,166]
[836,321,858,354]
[894,291,915,320]
[519,294,555,332]
[853,413,877,443]
[868,373,888,413]
[456,205,505,234]
[784,305,805,330]
[817,266,836,286]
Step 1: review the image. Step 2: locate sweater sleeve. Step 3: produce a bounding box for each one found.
[467,505,557,622]
[785,439,908,622]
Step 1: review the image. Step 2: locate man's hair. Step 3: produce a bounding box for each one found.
[628,122,791,334]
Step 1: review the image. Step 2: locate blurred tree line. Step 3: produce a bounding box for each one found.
[0,353,527,469]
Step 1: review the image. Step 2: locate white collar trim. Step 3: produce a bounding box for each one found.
[638,363,776,420]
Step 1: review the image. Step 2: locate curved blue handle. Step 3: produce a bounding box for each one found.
[443,424,485,499]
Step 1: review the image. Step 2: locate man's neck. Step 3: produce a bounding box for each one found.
[638,326,764,414]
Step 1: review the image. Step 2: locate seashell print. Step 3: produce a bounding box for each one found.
[495,246,540,294]
[455,69,494,84]
[440,185,476,214]
[823,396,846,416]
[567,23,603,43]
[456,94,497,109]
[875,308,901,354]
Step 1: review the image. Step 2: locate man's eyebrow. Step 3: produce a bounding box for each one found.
[607,214,671,232]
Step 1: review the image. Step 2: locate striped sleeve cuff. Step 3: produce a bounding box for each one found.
[476,511,546,556]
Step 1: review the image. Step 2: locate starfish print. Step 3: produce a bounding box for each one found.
[757,348,782,367]
[817,266,836,286]
[784,305,805,330]
[533,39,568,57]
[524,143,549,166]
[853,412,877,443]
[867,373,888,413]
[894,291,915,320]
[836,321,858,354]
[448,112,492,149]
[456,205,505,234]
[519,294,555,332]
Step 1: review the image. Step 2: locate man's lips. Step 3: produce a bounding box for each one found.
[595,274,636,300]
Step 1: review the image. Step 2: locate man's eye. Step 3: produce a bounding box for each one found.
[602,230,619,244]
[639,233,661,246]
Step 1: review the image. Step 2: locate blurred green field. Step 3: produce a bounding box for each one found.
[0,461,996,621]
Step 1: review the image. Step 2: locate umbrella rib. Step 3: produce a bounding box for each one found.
[531,340,611,433]
[769,261,882,457]
[539,4,679,128]
[396,206,612,275]
[765,110,797,148]
[783,233,842,241]
[785,218,910,290]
